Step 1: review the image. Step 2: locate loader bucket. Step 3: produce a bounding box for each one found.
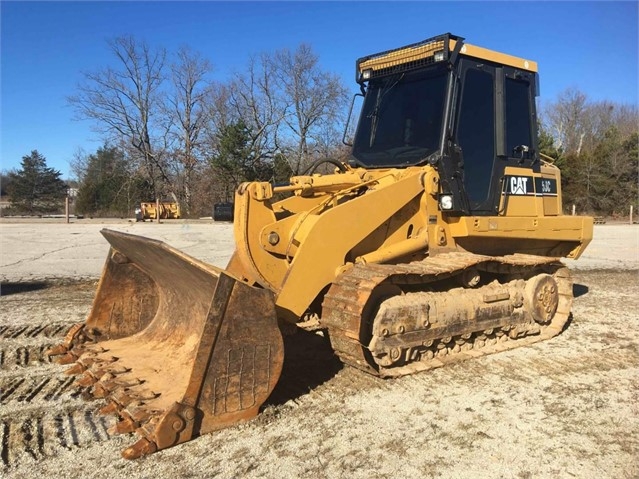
[47,229,284,459]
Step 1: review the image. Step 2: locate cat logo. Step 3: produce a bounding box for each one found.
[510,176,529,195]
[503,175,558,197]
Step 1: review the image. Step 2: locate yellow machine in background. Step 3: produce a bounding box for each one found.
[137,201,181,221]
[49,33,592,459]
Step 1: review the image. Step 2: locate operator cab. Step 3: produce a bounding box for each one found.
[351,33,540,215]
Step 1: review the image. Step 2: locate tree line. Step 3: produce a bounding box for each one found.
[2,37,636,218]
[539,88,638,217]
[66,37,349,217]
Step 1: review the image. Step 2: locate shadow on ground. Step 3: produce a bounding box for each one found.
[264,283,593,407]
[0,281,51,296]
[574,283,589,298]
[265,329,343,407]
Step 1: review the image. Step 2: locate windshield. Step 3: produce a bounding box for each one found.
[352,67,448,167]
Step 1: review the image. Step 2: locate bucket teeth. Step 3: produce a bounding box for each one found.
[104,365,130,375]
[127,405,156,423]
[91,375,145,402]
[107,377,143,389]
[98,401,120,415]
[108,415,139,435]
[64,363,87,376]
[46,323,89,358]
[111,390,135,407]
[121,437,157,460]
[90,369,112,382]
[84,359,124,383]
[75,371,98,387]
[90,369,109,382]
[84,356,117,367]
[109,387,159,407]
[128,389,160,401]
[55,352,78,365]
[139,414,160,432]
[69,346,88,357]
[46,344,69,357]
[92,363,129,378]
[91,381,114,399]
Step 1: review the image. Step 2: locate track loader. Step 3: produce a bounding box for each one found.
[48,33,593,459]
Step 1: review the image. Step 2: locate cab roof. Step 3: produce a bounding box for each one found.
[357,33,537,83]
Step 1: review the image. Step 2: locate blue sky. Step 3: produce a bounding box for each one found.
[1,1,637,177]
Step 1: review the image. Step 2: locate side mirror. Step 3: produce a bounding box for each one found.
[342,93,364,146]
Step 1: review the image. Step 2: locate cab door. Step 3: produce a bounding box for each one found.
[455,58,538,215]
[455,60,498,214]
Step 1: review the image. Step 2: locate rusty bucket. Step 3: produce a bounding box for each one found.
[48,229,284,458]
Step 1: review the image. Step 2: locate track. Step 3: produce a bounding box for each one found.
[322,252,569,377]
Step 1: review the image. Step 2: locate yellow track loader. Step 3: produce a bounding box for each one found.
[48,33,593,459]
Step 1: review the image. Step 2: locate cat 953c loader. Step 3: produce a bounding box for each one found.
[48,33,593,459]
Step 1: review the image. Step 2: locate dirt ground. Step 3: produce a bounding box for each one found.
[0,221,637,478]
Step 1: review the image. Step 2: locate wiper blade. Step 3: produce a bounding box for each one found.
[367,73,405,148]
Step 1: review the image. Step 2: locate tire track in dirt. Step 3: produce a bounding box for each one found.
[0,344,56,370]
[0,283,111,472]
[0,406,113,468]
[0,366,115,469]
[0,373,82,404]
[0,320,73,372]
[0,322,70,341]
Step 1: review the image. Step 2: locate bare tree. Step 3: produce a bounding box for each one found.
[70,38,352,214]
[273,44,348,174]
[210,46,349,176]
[227,53,285,165]
[166,46,213,214]
[68,36,171,198]
[543,88,588,155]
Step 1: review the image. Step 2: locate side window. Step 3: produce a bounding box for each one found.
[505,78,532,156]
[457,68,495,204]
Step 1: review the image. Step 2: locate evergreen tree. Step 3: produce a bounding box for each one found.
[7,151,67,214]
[0,171,13,196]
[75,146,152,216]
[210,120,275,201]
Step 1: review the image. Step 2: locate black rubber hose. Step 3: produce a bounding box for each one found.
[302,158,348,175]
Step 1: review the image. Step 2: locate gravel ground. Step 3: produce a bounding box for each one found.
[0,219,235,282]
[0,220,637,478]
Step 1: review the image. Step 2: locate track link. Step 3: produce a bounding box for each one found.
[322,252,572,377]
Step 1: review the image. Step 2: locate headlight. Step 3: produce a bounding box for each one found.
[433,50,445,62]
[439,195,453,210]
[361,69,372,80]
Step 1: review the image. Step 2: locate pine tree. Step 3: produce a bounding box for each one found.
[210,121,275,201]
[75,146,150,216]
[7,151,67,214]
